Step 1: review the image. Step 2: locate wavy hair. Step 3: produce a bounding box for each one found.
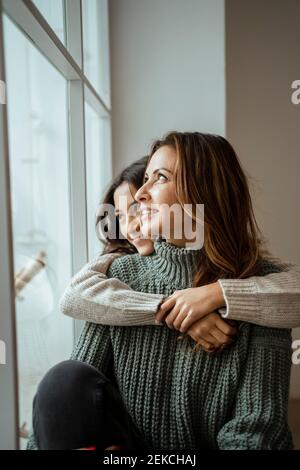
[150,131,270,286]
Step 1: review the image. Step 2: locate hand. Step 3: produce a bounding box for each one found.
[178,312,238,353]
[155,282,225,333]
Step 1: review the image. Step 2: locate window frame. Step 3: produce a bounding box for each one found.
[0,0,111,449]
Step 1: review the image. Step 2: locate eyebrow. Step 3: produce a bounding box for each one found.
[144,167,173,177]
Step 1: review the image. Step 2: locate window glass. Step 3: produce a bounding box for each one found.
[85,101,112,259]
[32,0,65,43]
[3,14,73,448]
[82,0,110,107]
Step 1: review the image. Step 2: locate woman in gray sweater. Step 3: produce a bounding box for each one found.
[60,155,300,347]
[28,132,298,450]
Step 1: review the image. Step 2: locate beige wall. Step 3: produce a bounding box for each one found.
[109,0,225,175]
[226,0,300,398]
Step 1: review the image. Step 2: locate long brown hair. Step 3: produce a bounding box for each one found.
[150,131,270,286]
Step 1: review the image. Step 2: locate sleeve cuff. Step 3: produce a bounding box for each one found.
[217,279,261,323]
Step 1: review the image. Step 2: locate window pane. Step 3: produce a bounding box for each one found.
[32,0,65,44]
[3,14,73,448]
[85,101,112,260]
[82,0,110,107]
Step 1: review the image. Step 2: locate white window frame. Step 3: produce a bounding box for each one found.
[0,0,111,449]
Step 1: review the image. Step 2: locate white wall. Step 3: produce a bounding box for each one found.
[226,0,300,398]
[109,0,225,174]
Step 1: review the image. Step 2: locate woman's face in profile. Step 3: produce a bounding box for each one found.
[113,181,154,256]
[134,145,182,243]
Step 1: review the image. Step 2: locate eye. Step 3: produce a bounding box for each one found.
[156,172,168,182]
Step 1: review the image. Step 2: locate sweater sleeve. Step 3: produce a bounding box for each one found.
[217,325,293,450]
[218,260,300,328]
[60,253,164,326]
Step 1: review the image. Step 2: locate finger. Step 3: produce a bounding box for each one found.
[164,306,180,329]
[172,310,190,331]
[199,332,221,348]
[188,329,215,347]
[215,317,238,336]
[194,338,213,351]
[210,327,234,346]
[178,312,197,333]
[191,337,214,352]
[159,296,176,312]
[155,297,176,324]
[155,308,168,325]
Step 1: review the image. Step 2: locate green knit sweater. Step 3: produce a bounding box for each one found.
[28,239,293,450]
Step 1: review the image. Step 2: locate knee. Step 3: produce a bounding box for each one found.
[32,360,109,449]
[34,360,108,412]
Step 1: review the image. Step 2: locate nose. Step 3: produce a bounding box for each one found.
[134,181,151,203]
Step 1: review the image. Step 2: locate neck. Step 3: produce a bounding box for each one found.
[166,237,202,250]
[166,237,188,248]
[151,238,201,287]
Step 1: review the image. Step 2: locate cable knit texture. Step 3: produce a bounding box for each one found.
[27,240,294,450]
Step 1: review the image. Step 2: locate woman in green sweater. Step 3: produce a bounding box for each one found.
[60,157,300,347]
[30,132,294,450]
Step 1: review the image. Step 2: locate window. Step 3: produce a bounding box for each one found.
[85,100,112,260]
[82,0,110,107]
[3,14,73,448]
[0,0,112,449]
[32,0,65,43]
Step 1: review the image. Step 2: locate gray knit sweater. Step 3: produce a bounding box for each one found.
[27,240,294,450]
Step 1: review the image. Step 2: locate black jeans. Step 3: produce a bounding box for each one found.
[32,359,151,451]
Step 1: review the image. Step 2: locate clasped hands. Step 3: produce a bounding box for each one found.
[155,282,237,354]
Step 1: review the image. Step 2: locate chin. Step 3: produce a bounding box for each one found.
[135,242,154,256]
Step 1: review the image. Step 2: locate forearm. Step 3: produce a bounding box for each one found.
[60,253,164,326]
[218,261,300,328]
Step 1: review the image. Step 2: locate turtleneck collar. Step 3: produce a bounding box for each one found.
[151,238,202,286]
